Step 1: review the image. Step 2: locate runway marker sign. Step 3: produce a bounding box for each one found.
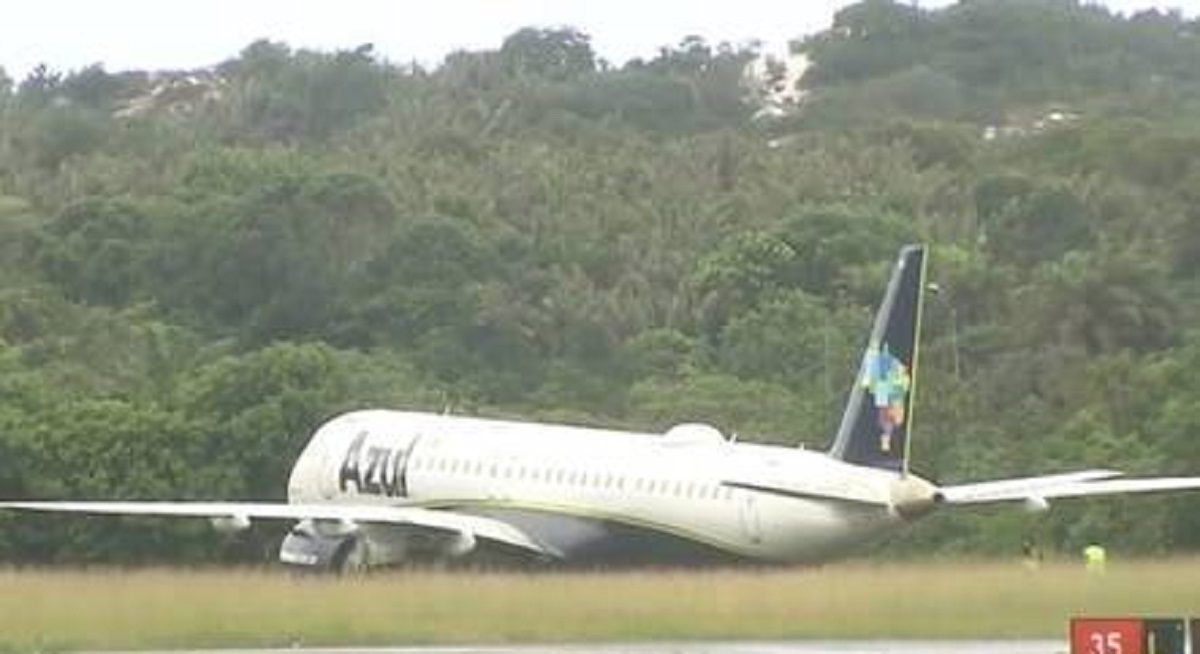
[1071,618,1189,654]
[1072,618,1143,654]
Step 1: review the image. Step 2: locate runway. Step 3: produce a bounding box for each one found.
[90,641,1067,654]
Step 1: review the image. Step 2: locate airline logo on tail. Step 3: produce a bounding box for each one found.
[861,342,910,454]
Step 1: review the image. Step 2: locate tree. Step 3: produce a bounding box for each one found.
[691,230,796,338]
[775,204,914,300]
[983,183,1093,266]
[16,64,62,108]
[718,290,862,393]
[800,0,926,85]
[0,67,13,102]
[217,41,390,141]
[499,27,596,81]
[153,149,395,341]
[6,399,226,563]
[1027,252,1177,355]
[174,342,349,501]
[37,197,152,306]
[59,64,129,110]
[18,105,109,170]
[619,328,698,381]
[628,372,820,446]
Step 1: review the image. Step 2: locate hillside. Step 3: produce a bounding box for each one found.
[1,0,1199,563]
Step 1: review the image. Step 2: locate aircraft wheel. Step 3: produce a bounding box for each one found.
[333,536,370,575]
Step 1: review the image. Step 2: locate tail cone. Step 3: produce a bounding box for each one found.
[890,475,939,519]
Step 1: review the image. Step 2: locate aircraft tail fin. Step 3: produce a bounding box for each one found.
[827,245,927,474]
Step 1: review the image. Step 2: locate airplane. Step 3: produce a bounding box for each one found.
[4,244,1200,571]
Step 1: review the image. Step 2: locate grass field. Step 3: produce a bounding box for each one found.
[2,559,1198,651]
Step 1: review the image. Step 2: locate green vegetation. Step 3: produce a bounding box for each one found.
[2,560,1198,649]
[1,0,1200,564]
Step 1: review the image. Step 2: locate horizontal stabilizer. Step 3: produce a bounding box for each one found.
[1018,477,1200,500]
[937,470,1200,505]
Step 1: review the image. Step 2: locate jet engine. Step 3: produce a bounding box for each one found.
[210,514,252,534]
[1023,495,1050,513]
[279,519,361,571]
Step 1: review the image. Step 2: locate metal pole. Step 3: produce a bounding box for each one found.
[950,305,960,381]
[925,283,960,381]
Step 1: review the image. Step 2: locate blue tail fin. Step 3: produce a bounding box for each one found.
[828,245,927,474]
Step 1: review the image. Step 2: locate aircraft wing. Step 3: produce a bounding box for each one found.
[937,470,1200,505]
[0,501,554,559]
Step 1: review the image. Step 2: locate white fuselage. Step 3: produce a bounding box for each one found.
[285,410,912,564]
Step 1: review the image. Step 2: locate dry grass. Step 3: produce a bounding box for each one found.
[1,559,1198,651]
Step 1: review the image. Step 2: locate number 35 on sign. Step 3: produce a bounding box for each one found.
[1072,619,1143,654]
[1071,618,1189,654]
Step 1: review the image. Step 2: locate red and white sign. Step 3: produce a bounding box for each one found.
[1071,618,1144,654]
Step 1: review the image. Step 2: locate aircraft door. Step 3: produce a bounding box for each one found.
[738,493,762,545]
[319,436,341,500]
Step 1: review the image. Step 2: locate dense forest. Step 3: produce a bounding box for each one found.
[2,0,1200,564]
